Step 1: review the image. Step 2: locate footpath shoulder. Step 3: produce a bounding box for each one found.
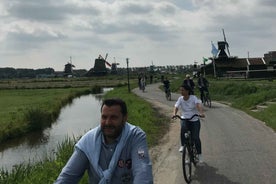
[132,83,183,184]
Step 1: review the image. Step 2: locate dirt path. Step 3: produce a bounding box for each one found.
[133,83,188,183]
[133,83,276,184]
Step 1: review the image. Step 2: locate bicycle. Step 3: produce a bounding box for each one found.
[200,87,211,108]
[164,87,171,101]
[140,80,145,92]
[172,114,202,183]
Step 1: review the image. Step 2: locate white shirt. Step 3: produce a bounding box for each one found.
[174,95,201,121]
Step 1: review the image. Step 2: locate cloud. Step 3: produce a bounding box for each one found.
[0,0,275,70]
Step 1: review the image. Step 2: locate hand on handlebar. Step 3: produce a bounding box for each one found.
[199,113,205,118]
[171,115,179,120]
[172,114,205,120]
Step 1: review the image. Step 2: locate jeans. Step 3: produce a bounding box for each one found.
[180,119,202,154]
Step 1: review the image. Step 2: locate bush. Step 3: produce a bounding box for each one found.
[24,108,52,131]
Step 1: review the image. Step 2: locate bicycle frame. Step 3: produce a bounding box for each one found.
[172,114,201,183]
[164,87,171,101]
[200,89,211,108]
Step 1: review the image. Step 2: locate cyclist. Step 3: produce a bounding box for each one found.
[163,77,170,97]
[172,84,205,163]
[55,98,153,183]
[182,74,195,95]
[140,76,146,92]
[197,73,209,103]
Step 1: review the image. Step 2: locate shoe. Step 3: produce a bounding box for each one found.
[179,146,184,152]
[198,154,203,163]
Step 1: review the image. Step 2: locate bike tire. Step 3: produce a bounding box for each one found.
[182,145,192,183]
[206,94,211,108]
[192,144,198,166]
[203,95,207,106]
[167,92,171,101]
[165,90,171,101]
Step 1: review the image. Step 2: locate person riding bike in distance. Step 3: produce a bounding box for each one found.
[173,84,205,163]
[163,77,170,95]
[182,74,195,95]
[197,73,209,103]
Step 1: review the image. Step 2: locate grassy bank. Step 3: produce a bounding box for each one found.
[0,76,128,89]
[170,76,276,131]
[0,85,169,183]
[0,87,102,143]
[209,79,276,130]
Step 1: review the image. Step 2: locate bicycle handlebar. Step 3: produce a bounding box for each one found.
[172,114,203,121]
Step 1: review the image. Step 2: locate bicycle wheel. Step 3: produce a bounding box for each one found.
[167,90,171,101]
[191,144,198,166]
[205,94,211,108]
[202,94,207,106]
[182,145,192,183]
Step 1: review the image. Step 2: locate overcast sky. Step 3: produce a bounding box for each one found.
[0,0,275,71]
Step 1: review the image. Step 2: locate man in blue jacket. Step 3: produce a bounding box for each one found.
[55,98,153,184]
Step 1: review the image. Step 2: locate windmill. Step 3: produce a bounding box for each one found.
[92,53,114,75]
[111,57,120,74]
[223,28,231,56]
[217,28,231,58]
[64,56,75,77]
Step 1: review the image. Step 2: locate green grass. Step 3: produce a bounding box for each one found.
[0,137,89,184]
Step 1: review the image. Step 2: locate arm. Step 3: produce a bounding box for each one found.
[131,130,153,184]
[54,147,89,184]
[173,106,179,116]
[196,103,205,118]
[191,80,195,88]
[197,78,200,86]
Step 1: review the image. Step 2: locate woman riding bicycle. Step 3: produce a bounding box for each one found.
[173,84,205,163]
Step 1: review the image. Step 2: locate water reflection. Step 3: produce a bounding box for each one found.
[0,89,110,171]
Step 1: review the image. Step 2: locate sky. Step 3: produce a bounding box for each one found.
[0,0,275,71]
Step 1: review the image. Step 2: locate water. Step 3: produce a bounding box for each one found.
[0,91,109,171]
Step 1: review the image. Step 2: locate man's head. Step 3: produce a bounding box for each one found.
[100,98,128,144]
[186,74,190,78]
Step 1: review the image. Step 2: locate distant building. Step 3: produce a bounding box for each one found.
[210,40,276,78]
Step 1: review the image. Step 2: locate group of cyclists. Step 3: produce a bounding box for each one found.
[163,73,210,103]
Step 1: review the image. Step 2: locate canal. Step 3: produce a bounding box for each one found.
[0,90,110,171]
